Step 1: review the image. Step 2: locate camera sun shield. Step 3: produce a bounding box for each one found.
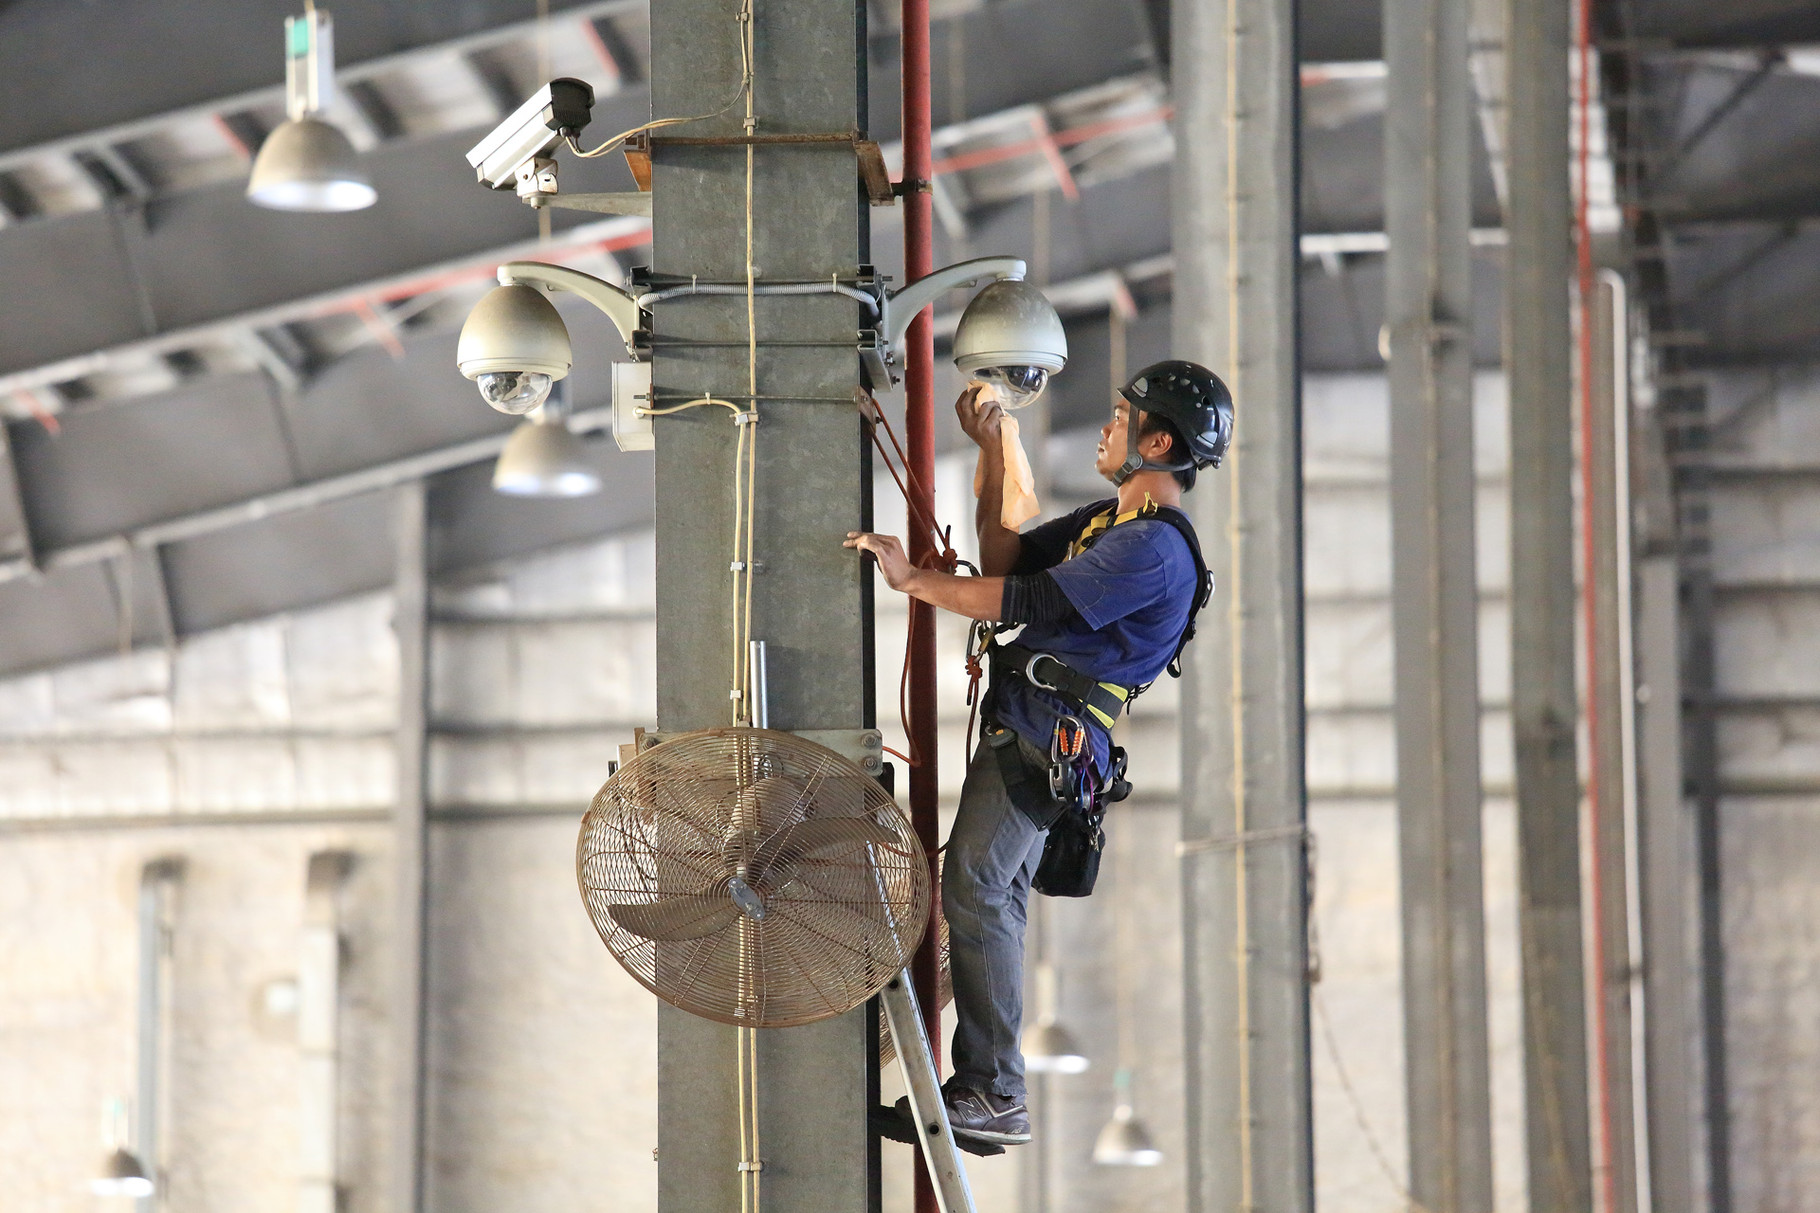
[466,78,596,189]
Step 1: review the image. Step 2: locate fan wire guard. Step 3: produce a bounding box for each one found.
[578,728,931,1029]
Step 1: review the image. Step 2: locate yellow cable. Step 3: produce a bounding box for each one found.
[741,3,762,1205]
[637,397,745,417]
[568,4,753,160]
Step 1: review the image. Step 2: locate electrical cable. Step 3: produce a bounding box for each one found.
[736,6,762,1209]
[637,397,746,417]
[567,0,754,162]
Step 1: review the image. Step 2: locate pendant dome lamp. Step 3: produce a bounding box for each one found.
[247,8,376,212]
[90,1098,155,1197]
[493,380,603,498]
[1022,960,1090,1075]
[1093,1068,1164,1167]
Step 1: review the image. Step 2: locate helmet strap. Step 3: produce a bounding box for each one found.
[1113,401,1196,486]
[1113,400,1145,485]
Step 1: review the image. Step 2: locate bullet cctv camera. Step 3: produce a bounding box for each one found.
[465,78,596,191]
[952,279,1068,409]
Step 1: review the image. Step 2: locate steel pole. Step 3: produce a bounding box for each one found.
[648,0,876,1206]
[899,2,942,1212]
[1174,0,1312,1208]
[1505,0,1595,1203]
[388,480,430,1213]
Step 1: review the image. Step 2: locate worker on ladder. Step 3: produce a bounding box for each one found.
[846,360,1234,1146]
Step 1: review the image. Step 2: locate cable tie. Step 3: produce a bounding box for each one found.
[737,1161,765,1172]
[730,561,747,572]
[734,411,759,426]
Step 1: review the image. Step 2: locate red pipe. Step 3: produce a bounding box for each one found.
[1575,1,1619,1209]
[900,1,940,1211]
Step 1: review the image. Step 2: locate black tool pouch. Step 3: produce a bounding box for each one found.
[983,722,1109,897]
[1032,805,1105,898]
[987,726,1070,830]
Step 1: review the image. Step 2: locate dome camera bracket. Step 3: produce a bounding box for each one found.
[494,261,647,357]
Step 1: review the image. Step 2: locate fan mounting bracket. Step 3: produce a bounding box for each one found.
[642,727,884,775]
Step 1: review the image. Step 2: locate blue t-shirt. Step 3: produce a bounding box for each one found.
[990,497,1204,773]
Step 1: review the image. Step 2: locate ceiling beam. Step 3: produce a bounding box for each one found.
[0,213,650,416]
[0,409,618,589]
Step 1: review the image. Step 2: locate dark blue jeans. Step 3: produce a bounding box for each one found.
[942,735,1049,1101]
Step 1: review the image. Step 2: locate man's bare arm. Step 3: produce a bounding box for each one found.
[958,387,1024,576]
[844,532,1005,621]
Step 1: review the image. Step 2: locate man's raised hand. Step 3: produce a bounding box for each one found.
[955,383,1004,449]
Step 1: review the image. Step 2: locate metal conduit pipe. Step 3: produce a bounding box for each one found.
[899,0,939,1211]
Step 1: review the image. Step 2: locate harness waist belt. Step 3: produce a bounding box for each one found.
[990,642,1130,731]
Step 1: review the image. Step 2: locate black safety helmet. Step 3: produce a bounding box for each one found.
[1112,359,1235,485]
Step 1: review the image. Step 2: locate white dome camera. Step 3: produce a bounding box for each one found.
[951,279,1068,410]
[456,282,573,415]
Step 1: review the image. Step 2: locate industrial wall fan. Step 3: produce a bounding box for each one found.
[577,728,930,1028]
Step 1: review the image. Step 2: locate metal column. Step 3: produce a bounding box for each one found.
[1504,0,1595,1204]
[1382,0,1495,1204]
[1173,0,1312,1208]
[647,0,875,1207]
[1588,273,1643,1213]
[389,480,430,1213]
[1635,551,1699,1213]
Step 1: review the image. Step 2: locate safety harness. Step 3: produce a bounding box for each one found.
[984,495,1211,728]
[975,497,1212,891]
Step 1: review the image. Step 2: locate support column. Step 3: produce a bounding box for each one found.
[1173,0,1312,1209]
[1505,0,1595,1205]
[389,480,429,1213]
[1383,0,1495,1205]
[647,0,874,1208]
[1635,551,1698,1213]
[1588,273,1642,1213]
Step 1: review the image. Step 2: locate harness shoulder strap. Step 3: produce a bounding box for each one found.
[1141,507,1213,678]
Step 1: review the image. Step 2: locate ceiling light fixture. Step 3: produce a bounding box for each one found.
[1092,1069,1164,1167]
[492,381,603,498]
[1021,962,1091,1074]
[90,1099,155,1198]
[247,9,376,212]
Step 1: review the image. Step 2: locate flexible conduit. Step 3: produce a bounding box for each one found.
[639,279,880,315]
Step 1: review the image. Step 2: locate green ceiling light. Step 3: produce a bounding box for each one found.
[247,9,376,213]
[493,383,602,498]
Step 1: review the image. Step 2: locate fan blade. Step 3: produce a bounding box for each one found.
[609,892,741,941]
[752,817,899,885]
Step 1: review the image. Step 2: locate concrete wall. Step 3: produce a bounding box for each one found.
[2,371,1816,1212]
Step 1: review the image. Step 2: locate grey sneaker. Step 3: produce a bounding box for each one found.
[943,1084,1032,1145]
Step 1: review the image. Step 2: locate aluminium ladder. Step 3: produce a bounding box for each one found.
[879,970,980,1213]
